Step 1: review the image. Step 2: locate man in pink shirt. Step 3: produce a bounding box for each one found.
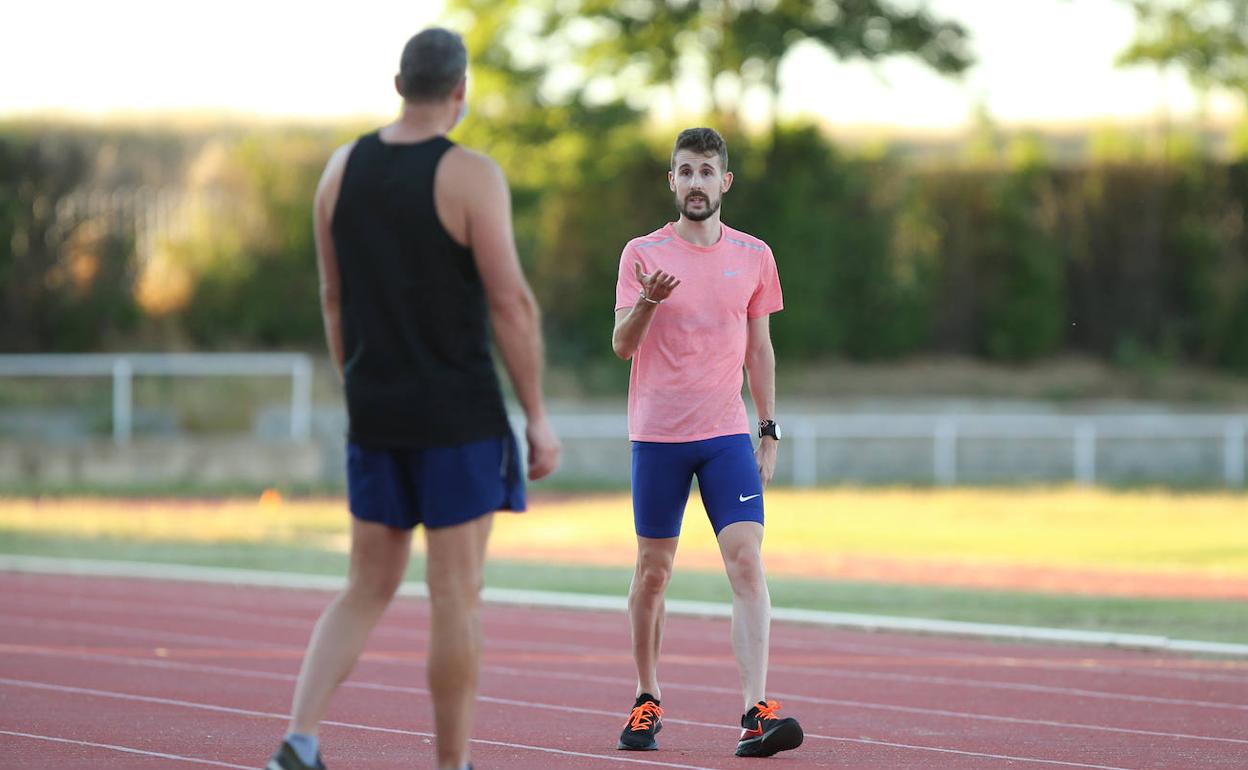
[611,127,803,758]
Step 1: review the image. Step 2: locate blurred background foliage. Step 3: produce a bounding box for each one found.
[2,0,1247,378]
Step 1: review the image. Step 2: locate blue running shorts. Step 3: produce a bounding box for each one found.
[631,433,764,539]
[347,433,525,530]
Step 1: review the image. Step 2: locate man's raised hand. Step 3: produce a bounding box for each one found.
[635,262,681,303]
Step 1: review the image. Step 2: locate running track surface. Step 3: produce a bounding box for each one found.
[2,571,1246,770]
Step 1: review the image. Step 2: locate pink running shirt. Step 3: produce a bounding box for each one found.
[615,222,783,442]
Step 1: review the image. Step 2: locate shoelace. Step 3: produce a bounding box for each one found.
[627,701,663,731]
[754,699,783,721]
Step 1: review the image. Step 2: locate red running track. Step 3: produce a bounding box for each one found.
[1,571,1246,769]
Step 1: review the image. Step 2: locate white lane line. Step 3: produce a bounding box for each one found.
[475,606,1248,685]
[762,661,1248,711]
[481,664,1248,745]
[5,555,1246,656]
[6,598,1247,713]
[0,675,1153,770]
[5,644,1245,749]
[0,594,317,632]
[9,608,1245,734]
[807,734,1143,770]
[9,565,1248,691]
[0,678,731,770]
[6,608,1247,742]
[3,615,294,651]
[467,608,1248,689]
[0,729,252,769]
[461,625,1248,711]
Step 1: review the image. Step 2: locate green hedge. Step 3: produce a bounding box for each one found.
[2,124,1246,373]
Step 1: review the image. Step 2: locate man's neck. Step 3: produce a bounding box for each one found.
[381,102,455,143]
[673,215,722,248]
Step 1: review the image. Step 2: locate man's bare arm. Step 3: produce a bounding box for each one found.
[745,314,778,485]
[313,143,353,383]
[455,150,560,480]
[611,263,680,359]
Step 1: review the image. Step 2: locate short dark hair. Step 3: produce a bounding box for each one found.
[671,127,728,171]
[397,28,467,102]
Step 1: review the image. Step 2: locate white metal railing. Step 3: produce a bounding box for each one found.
[0,353,313,445]
[538,413,1248,488]
[784,414,1248,488]
[0,355,1243,487]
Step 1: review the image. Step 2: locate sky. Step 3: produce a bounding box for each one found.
[1,0,1241,130]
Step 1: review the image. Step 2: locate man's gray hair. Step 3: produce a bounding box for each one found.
[398,28,467,102]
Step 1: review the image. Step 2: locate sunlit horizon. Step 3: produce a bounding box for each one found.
[3,0,1243,131]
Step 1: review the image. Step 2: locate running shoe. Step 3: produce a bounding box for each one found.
[265,740,327,770]
[617,693,663,750]
[735,699,803,758]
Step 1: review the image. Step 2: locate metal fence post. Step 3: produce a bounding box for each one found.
[291,355,313,441]
[111,357,133,446]
[1075,424,1097,486]
[1225,420,1246,488]
[934,419,957,486]
[792,424,818,488]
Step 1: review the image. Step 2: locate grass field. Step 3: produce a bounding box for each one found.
[2,487,1246,643]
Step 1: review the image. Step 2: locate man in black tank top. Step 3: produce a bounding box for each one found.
[266,28,561,770]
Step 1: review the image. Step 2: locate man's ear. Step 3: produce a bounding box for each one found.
[721,170,734,193]
[668,170,676,192]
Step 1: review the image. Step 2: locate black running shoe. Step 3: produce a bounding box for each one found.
[265,740,327,770]
[617,693,663,750]
[735,700,803,758]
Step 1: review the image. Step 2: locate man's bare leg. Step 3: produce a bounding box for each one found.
[288,518,412,734]
[425,513,494,770]
[628,535,679,699]
[716,521,769,709]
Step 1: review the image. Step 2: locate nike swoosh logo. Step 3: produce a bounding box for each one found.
[723,270,739,277]
[740,726,763,739]
[739,493,760,502]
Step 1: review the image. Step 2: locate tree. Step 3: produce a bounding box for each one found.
[1118,0,1248,96]
[0,131,140,351]
[437,0,973,366]
[446,0,972,133]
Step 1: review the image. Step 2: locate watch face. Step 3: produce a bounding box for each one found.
[773,423,782,440]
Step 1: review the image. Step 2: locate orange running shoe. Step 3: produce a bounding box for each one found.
[735,699,803,757]
[617,693,663,751]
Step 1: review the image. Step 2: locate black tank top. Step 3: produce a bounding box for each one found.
[331,132,510,448]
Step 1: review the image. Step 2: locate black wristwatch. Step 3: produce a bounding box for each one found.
[759,419,781,441]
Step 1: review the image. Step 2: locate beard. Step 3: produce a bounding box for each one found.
[677,192,720,222]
